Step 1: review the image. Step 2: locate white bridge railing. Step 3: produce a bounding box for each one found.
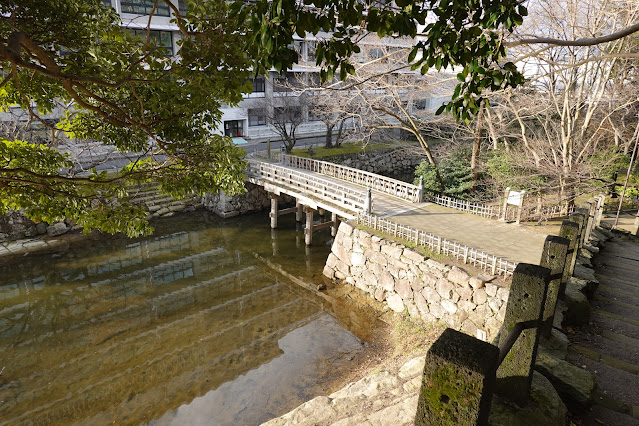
[282,155,423,203]
[357,213,517,277]
[246,159,367,212]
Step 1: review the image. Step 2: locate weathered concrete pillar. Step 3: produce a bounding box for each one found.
[270,195,279,229]
[539,235,570,337]
[558,220,581,298]
[497,263,550,406]
[304,207,315,246]
[415,328,499,426]
[331,212,339,237]
[295,200,303,222]
[271,228,278,256]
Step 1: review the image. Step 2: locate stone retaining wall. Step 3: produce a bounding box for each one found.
[323,222,510,341]
[0,211,74,242]
[317,147,424,178]
[202,182,295,218]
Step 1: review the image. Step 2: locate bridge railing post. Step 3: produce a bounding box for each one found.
[539,235,570,337]
[496,263,550,405]
[415,328,499,426]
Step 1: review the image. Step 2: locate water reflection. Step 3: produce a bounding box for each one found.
[0,211,365,425]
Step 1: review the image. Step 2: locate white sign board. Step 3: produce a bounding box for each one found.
[506,190,525,207]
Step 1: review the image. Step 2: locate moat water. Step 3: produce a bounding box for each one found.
[0,211,370,425]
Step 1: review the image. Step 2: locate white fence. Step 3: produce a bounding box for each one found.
[357,213,517,277]
[283,155,423,203]
[427,192,575,223]
[427,194,496,218]
[246,160,367,212]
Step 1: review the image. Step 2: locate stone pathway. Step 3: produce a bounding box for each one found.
[567,237,639,425]
[263,356,425,426]
[387,203,548,265]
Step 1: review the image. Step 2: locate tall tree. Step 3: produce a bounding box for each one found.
[0,0,250,236]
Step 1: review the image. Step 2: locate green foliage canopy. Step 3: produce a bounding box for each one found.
[233,0,527,122]
[0,0,249,236]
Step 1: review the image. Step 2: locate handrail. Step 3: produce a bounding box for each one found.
[497,320,538,365]
[282,154,423,203]
[246,159,367,212]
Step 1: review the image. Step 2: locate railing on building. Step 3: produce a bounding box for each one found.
[357,213,516,277]
[246,160,367,212]
[283,154,423,203]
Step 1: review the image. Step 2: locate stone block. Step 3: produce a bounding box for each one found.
[563,281,590,325]
[422,286,441,305]
[403,249,425,264]
[382,245,404,260]
[414,290,429,314]
[448,267,470,286]
[469,277,485,289]
[410,277,425,293]
[461,319,479,337]
[338,221,353,236]
[350,251,365,267]
[436,278,455,299]
[406,300,420,319]
[458,300,476,314]
[496,286,510,303]
[332,242,351,265]
[450,290,460,304]
[426,258,448,271]
[485,283,498,297]
[441,299,458,315]
[46,222,68,237]
[488,297,502,314]
[457,286,473,302]
[539,329,568,360]
[334,270,346,280]
[415,328,499,426]
[567,276,597,300]
[535,350,595,411]
[430,303,446,319]
[380,271,395,292]
[473,288,488,306]
[386,292,405,313]
[396,279,413,299]
[322,265,334,279]
[369,251,388,267]
[374,287,386,302]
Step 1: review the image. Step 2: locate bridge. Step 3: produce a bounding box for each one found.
[246,154,549,276]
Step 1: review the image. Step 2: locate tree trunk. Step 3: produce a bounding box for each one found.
[324,124,334,149]
[470,103,485,192]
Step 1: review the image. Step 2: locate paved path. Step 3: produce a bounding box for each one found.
[386,203,548,265]
[567,237,639,425]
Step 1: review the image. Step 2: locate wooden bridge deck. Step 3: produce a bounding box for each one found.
[247,155,548,267]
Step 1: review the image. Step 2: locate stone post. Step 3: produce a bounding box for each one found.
[572,209,588,249]
[539,235,570,337]
[269,195,279,229]
[594,195,605,227]
[304,206,315,246]
[331,212,339,237]
[558,220,581,298]
[295,200,303,222]
[364,188,372,214]
[497,263,550,406]
[415,328,499,426]
[418,176,424,202]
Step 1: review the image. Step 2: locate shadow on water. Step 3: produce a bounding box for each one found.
[0,210,378,425]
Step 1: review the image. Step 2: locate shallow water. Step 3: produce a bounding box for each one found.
[0,211,368,425]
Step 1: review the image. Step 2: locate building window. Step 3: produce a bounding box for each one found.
[307,41,316,63]
[121,0,170,16]
[274,72,298,92]
[224,120,244,137]
[251,78,265,93]
[128,29,173,55]
[248,109,266,126]
[178,0,188,15]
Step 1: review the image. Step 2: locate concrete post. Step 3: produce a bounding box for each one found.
[415,328,499,426]
[572,209,589,248]
[269,195,279,229]
[539,236,570,337]
[497,263,550,405]
[558,220,581,298]
[364,188,372,214]
[304,207,314,246]
[295,200,303,222]
[594,195,605,227]
[418,176,424,202]
[331,212,339,237]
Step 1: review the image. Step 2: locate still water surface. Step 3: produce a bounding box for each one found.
[0,211,368,425]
